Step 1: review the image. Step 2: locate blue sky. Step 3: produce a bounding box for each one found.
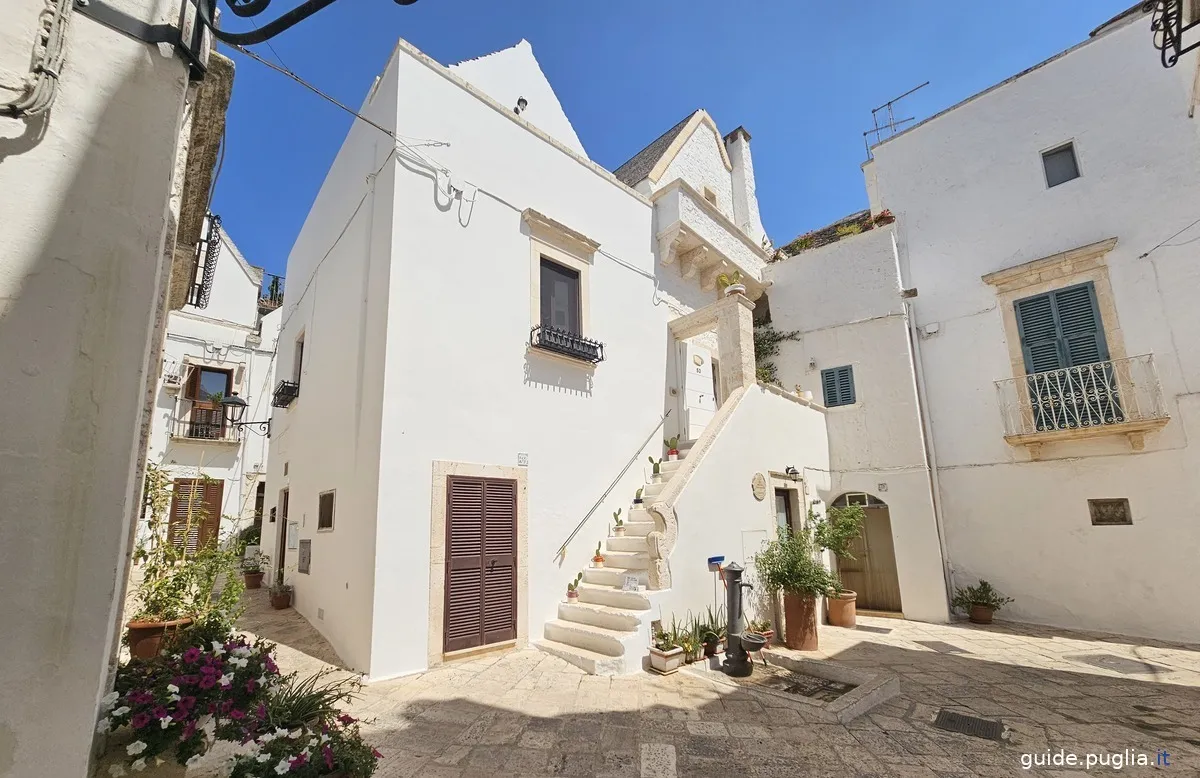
[212,0,1135,280]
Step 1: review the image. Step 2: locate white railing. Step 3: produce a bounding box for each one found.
[995,354,1167,437]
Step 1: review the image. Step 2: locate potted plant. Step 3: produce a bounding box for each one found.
[649,625,684,675]
[952,580,1013,625]
[717,270,745,297]
[565,572,583,602]
[746,618,775,648]
[818,504,866,628]
[633,487,644,506]
[701,605,725,656]
[270,580,294,610]
[827,586,858,629]
[592,542,605,568]
[647,456,663,483]
[612,509,625,537]
[242,551,269,589]
[664,436,680,461]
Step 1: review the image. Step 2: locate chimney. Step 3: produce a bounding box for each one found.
[723,126,768,248]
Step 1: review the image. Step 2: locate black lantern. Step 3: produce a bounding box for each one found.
[221,392,271,437]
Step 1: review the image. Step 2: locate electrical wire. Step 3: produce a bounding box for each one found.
[1139,215,1200,258]
[2,0,72,117]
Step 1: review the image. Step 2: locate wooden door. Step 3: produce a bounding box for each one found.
[187,367,231,438]
[444,477,517,653]
[168,478,224,553]
[835,506,902,613]
[275,488,289,584]
[681,342,716,441]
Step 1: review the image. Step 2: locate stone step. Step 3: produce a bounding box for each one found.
[660,458,685,474]
[626,507,652,521]
[622,520,657,537]
[575,582,651,610]
[535,639,626,675]
[642,480,668,498]
[606,535,648,552]
[600,550,648,569]
[543,618,634,656]
[558,601,644,632]
[583,566,649,587]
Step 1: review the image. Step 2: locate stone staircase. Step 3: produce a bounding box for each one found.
[536,452,688,674]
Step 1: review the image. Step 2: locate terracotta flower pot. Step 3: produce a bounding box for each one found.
[649,646,684,675]
[761,629,775,648]
[270,592,292,610]
[243,571,265,589]
[783,592,819,651]
[126,617,193,660]
[969,604,995,624]
[827,590,858,628]
[566,590,579,602]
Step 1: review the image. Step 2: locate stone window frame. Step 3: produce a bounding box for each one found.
[427,460,529,668]
[982,237,1126,385]
[523,209,599,344]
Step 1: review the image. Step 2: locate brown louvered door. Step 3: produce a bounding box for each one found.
[168,478,225,554]
[444,477,517,653]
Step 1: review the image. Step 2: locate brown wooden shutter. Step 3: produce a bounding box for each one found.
[200,479,224,548]
[167,478,224,553]
[443,477,517,653]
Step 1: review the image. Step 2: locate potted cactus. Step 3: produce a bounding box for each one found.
[648,456,663,483]
[592,542,605,568]
[566,572,583,602]
[633,487,644,505]
[613,509,625,537]
[649,624,684,675]
[951,580,1013,625]
[664,436,680,461]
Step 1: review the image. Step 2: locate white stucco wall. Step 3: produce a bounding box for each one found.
[725,133,769,249]
[448,39,588,159]
[651,124,735,219]
[181,229,263,329]
[766,227,948,622]
[262,49,400,674]
[665,387,830,621]
[869,15,1200,641]
[0,0,190,773]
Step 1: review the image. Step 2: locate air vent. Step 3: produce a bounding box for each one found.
[932,710,1004,741]
[317,608,324,621]
[1089,498,1131,525]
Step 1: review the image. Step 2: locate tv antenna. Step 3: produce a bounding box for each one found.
[863,81,929,158]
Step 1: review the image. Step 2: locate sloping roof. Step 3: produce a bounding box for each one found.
[612,111,699,186]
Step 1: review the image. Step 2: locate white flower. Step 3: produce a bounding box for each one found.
[258,732,275,744]
[273,727,289,738]
[319,733,330,744]
[274,758,291,774]
[131,758,147,772]
[96,717,111,734]
[159,716,172,729]
[108,763,126,777]
[230,657,249,669]
[218,673,234,688]
[307,738,318,747]
[256,754,270,763]
[168,694,181,703]
[101,691,120,711]
[166,684,180,694]
[289,729,301,739]
[111,706,131,718]
[126,741,147,756]
[211,641,226,656]
[258,674,270,687]
[186,755,203,767]
[232,646,252,658]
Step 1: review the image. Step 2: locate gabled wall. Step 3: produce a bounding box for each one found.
[651,122,735,220]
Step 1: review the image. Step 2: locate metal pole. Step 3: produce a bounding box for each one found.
[722,563,753,677]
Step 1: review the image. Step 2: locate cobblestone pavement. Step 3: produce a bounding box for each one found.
[231,592,1200,778]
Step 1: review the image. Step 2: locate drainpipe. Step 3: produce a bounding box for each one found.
[893,230,954,616]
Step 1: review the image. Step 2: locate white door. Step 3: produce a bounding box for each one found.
[681,342,717,441]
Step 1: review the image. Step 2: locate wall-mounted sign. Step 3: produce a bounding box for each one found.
[751,473,767,501]
[517,452,529,467]
[287,521,299,550]
[622,575,640,592]
[298,539,311,574]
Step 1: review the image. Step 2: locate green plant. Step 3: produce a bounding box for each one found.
[835,223,862,237]
[263,668,361,730]
[753,321,802,386]
[811,505,866,560]
[593,542,604,561]
[238,523,262,546]
[652,626,679,652]
[269,580,293,598]
[635,487,643,500]
[754,525,839,598]
[663,436,679,452]
[242,551,270,574]
[951,580,1013,613]
[715,270,742,291]
[747,618,772,633]
[612,509,623,527]
[647,456,662,475]
[566,572,583,593]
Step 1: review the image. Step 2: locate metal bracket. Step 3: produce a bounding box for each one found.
[73,0,210,80]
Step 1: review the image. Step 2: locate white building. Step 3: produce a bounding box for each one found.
[262,39,830,680]
[144,219,282,549]
[768,7,1200,643]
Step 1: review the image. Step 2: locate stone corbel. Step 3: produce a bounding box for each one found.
[679,245,707,279]
[1127,431,1147,452]
[700,263,727,291]
[657,226,681,266]
[645,501,677,590]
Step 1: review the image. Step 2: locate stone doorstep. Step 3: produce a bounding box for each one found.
[681,651,900,724]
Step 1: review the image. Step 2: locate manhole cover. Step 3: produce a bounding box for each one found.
[932,710,1005,741]
[723,663,857,702]
[1067,653,1168,675]
[854,625,893,634]
[915,640,968,654]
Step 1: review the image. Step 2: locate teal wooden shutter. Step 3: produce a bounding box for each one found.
[821,366,855,407]
[1014,293,1062,374]
[1014,282,1107,374]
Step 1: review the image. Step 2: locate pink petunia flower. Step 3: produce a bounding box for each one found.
[289,752,308,768]
[182,647,201,664]
[198,676,216,690]
[372,749,383,759]
[152,706,168,720]
[130,713,151,729]
[230,708,245,720]
[323,745,334,770]
[337,715,356,725]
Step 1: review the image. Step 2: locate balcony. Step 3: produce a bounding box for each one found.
[995,354,1169,459]
[259,273,284,315]
[169,414,241,444]
[530,325,605,364]
[272,380,300,408]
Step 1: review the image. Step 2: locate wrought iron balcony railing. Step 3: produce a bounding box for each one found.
[272,379,300,408]
[169,414,241,443]
[530,325,606,364]
[995,355,1168,454]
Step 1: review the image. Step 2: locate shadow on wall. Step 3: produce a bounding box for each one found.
[160,441,240,470]
[0,56,186,775]
[524,351,593,396]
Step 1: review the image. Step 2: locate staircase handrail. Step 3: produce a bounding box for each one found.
[553,409,671,561]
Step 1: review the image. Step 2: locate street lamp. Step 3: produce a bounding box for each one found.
[221,392,271,437]
[196,0,421,46]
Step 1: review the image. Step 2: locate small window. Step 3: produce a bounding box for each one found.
[317,490,335,530]
[774,488,794,534]
[703,187,719,207]
[821,365,856,407]
[189,367,231,403]
[1089,498,1131,526]
[297,539,311,574]
[293,333,305,383]
[1042,143,1079,188]
[540,258,581,334]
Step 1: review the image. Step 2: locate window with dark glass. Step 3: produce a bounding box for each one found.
[540,258,581,334]
[1042,143,1080,188]
[774,488,793,534]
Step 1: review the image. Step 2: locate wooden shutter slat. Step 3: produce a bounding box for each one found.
[1052,282,1108,366]
[444,476,517,652]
